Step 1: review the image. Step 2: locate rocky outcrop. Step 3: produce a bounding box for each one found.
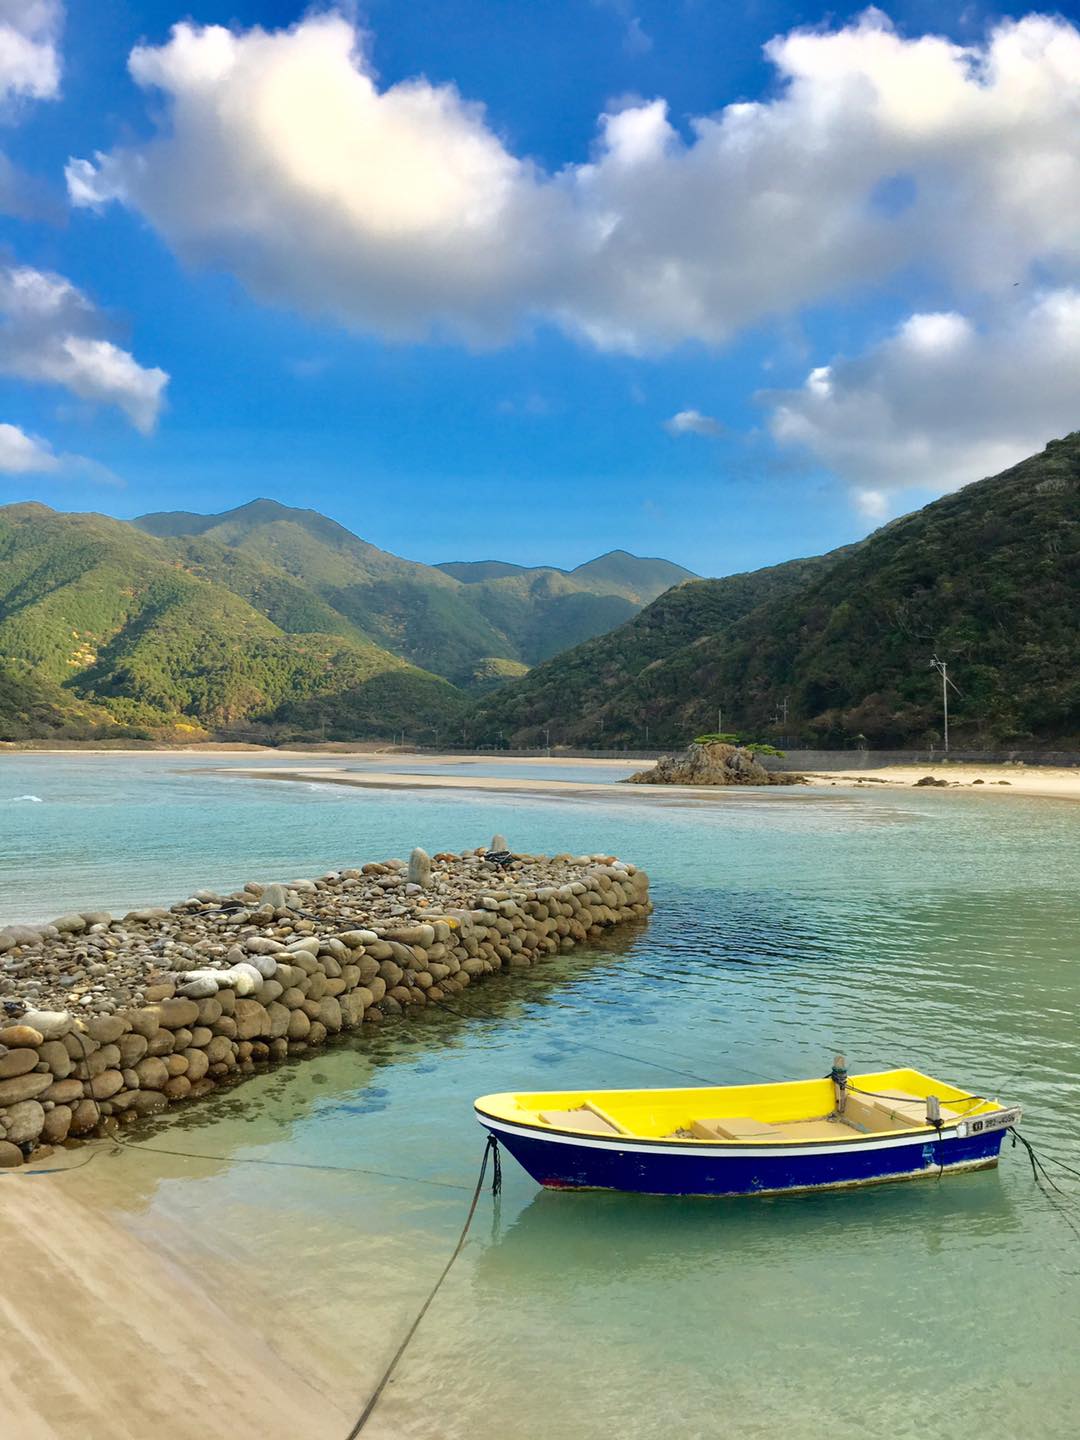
[625,741,805,787]
[0,846,651,1165]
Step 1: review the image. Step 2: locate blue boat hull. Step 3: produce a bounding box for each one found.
[480,1119,1007,1197]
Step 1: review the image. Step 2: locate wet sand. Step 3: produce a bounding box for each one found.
[224,760,1080,805]
[0,1162,350,1440]
[224,764,720,806]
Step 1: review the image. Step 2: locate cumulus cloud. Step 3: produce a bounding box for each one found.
[0,420,56,472]
[0,0,61,104]
[664,408,722,438]
[0,421,122,485]
[66,9,1080,351]
[768,290,1080,512]
[0,264,169,431]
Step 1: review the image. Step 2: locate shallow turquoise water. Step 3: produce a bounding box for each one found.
[2,756,1079,1438]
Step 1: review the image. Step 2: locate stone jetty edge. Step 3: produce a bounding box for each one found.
[0,847,652,1166]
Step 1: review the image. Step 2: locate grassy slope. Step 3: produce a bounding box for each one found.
[470,435,1080,748]
[138,501,688,681]
[0,504,465,739]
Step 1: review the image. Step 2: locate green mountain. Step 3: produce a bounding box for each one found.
[470,435,1080,749]
[0,503,465,741]
[136,502,693,683]
[467,554,834,746]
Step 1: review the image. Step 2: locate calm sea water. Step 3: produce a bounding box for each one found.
[2,754,1079,1439]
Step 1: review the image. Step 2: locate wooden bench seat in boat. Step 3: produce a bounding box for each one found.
[690,1117,776,1141]
[691,1116,865,1143]
[538,1103,627,1135]
[844,1090,962,1132]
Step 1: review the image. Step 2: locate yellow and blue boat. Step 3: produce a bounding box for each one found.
[474,1067,1021,1197]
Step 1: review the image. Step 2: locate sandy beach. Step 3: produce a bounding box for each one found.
[221,756,1080,804]
[802,762,1080,801]
[6,744,1078,801]
[0,1161,349,1440]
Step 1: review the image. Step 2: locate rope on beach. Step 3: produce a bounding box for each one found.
[343,1135,502,1439]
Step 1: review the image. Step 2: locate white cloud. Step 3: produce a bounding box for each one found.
[0,421,122,485]
[0,2,62,216]
[0,0,61,104]
[768,289,1080,512]
[664,408,723,438]
[0,421,56,472]
[65,9,1080,352]
[0,264,168,431]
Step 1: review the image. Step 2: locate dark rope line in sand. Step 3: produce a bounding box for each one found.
[343,1135,501,1439]
[109,1135,473,1191]
[42,1027,473,1192]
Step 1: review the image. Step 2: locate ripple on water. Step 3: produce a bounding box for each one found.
[3,755,1079,1439]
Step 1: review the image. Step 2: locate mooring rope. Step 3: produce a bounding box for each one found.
[343,1134,501,1439]
[1008,1127,1080,1247]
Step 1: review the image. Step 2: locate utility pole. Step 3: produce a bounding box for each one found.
[717,705,722,735]
[930,656,956,754]
[544,725,551,755]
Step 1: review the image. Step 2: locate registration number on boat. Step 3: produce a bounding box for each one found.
[956,1106,1021,1137]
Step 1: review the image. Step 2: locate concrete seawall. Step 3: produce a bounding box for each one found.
[0,846,651,1166]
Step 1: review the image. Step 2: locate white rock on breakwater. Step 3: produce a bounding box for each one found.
[0,843,651,1165]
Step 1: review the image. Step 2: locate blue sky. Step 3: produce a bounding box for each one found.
[4,0,1080,574]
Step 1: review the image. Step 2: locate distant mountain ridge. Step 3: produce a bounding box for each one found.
[135,501,695,685]
[469,434,1080,749]
[436,549,695,605]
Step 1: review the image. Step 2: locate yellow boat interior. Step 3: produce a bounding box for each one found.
[477,1069,1004,1144]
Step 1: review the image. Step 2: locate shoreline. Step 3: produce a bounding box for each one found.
[802,761,1080,802]
[2,748,650,771]
[223,761,1080,805]
[0,1166,349,1439]
[0,742,652,765]
[5,744,1079,800]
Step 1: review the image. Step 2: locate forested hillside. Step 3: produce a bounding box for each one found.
[0,504,464,741]
[470,435,1080,749]
[137,501,692,683]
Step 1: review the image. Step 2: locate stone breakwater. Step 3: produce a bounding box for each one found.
[0,845,651,1167]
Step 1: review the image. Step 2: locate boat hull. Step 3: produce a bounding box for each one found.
[478,1117,1008,1197]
